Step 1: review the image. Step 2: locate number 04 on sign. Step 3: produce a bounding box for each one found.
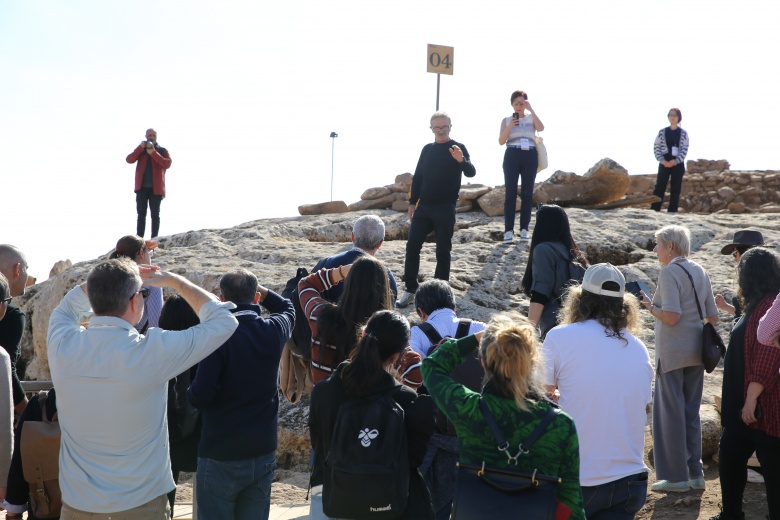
[427,44,454,75]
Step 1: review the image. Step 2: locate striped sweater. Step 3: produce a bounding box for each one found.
[298,267,423,388]
[653,126,690,165]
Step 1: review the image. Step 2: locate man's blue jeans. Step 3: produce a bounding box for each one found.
[196,452,276,520]
[581,472,648,519]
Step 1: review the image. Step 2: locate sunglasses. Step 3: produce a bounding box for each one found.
[130,288,151,300]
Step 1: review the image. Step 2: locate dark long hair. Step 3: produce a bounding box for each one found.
[341,310,410,396]
[521,205,588,296]
[315,256,393,364]
[737,247,780,315]
[159,295,200,331]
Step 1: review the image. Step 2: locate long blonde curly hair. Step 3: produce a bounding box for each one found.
[479,314,544,411]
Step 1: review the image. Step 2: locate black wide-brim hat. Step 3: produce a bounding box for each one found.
[720,230,766,255]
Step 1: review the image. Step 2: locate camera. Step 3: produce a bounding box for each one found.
[145,140,155,149]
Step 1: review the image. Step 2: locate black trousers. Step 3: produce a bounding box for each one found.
[136,187,163,238]
[718,425,780,519]
[650,162,685,212]
[404,203,456,293]
[502,148,538,232]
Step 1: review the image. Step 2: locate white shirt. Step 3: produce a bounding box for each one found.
[47,287,239,513]
[506,113,536,146]
[409,308,486,358]
[542,320,653,486]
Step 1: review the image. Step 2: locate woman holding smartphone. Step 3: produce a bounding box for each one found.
[498,90,544,242]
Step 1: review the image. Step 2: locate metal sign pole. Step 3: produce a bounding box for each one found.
[436,74,440,111]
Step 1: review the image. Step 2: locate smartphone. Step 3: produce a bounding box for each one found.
[625,281,651,299]
[512,112,519,120]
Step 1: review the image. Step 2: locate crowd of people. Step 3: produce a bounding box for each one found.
[0,110,778,520]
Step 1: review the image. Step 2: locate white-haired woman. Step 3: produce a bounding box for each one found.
[639,225,718,493]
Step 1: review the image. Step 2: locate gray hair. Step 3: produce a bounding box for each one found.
[655,225,691,257]
[430,111,451,125]
[353,215,386,251]
[220,268,258,304]
[87,258,142,317]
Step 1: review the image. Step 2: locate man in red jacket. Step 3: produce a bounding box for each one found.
[126,128,172,238]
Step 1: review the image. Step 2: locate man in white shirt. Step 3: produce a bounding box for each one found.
[409,280,485,359]
[47,258,238,518]
[412,279,485,520]
[542,263,654,519]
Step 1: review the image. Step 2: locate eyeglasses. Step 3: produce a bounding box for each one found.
[431,125,450,131]
[1,297,11,305]
[731,250,739,258]
[131,288,151,300]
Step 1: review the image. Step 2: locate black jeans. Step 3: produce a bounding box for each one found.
[650,162,685,212]
[136,187,163,238]
[503,148,538,232]
[718,425,780,519]
[404,203,456,293]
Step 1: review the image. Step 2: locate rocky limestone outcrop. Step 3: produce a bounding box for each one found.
[16,208,780,459]
[532,158,630,207]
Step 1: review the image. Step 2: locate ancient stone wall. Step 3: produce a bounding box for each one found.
[626,159,780,214]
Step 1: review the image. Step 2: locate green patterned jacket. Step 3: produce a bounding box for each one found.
[421,335,585,519]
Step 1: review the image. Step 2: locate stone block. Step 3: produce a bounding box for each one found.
[361,187,392,200]
[298,201,350,215]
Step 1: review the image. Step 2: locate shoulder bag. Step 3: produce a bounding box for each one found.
[675,263,726,373]
[535,135,548,173]
[451,399,561,519]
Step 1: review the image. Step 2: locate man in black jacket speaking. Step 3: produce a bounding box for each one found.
[398,111,476,308]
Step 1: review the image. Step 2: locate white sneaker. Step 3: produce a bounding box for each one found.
[397,291,416,308]
[503,231,513,242]
[520,229,529,241]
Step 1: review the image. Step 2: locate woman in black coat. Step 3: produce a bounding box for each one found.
[308,310,436,520]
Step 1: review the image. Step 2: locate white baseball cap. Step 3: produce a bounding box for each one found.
[581,263,625,298]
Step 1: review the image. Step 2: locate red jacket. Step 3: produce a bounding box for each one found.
[126,144,172,197]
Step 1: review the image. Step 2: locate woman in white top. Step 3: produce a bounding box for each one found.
[498,90,544,242]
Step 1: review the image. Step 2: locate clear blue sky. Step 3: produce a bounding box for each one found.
[2,0,778,279]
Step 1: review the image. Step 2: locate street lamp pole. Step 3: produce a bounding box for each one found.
[330,131,338,201]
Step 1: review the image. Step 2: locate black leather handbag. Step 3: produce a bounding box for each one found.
[451,399,561,520]
[675,264,726,373]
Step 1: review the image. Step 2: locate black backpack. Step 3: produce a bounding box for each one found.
[281,259,325,360]
[419,319,483,436]
[323,388,410,519]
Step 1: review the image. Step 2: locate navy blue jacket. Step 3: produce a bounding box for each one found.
[319,248,398,305]
[187,291,294,460]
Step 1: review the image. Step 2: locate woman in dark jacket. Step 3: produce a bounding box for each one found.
[521,204,588,337]
[716,247,780,520]
[158,296,201,512]
[308,310,436,520]
[650,108,689,213]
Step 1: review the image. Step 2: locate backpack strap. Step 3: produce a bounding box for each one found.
[418,322,443,346]
[454,318,472,339]
[478,398,560,466]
